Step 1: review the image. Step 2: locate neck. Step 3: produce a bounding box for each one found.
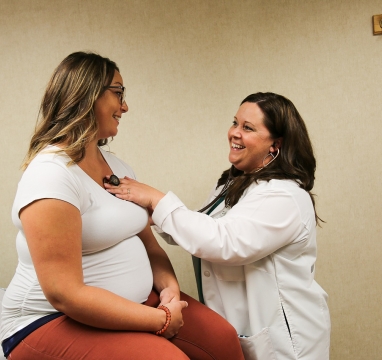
[77,142,113,187]
[82,140,102,162]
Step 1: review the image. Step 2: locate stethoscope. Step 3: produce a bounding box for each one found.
[197,166,236,214]
[104,168,235,211]
[103,175,120,197]
[103,174,120,186]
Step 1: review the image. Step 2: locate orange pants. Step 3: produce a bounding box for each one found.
[8,291,244,360]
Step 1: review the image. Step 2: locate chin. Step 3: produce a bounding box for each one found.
[230,162,242,171]
[229,162,248,173]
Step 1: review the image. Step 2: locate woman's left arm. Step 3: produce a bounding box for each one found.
[138,223,180,305]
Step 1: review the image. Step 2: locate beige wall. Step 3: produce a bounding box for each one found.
[1,0,381,358]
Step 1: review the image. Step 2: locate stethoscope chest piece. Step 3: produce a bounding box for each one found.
[103,174,120,186]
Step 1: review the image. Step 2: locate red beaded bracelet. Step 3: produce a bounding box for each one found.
[155,305,171,336]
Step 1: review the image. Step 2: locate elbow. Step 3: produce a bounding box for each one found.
[42,285,82,314]
[45,292,69,313]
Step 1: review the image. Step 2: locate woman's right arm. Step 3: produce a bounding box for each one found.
[153,184,219,246]
[113,178,304,265]
[20,198,187,338]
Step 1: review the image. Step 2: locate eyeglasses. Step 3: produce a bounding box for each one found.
[107,85,126,105]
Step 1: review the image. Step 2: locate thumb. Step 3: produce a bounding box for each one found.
[180,300,188,309]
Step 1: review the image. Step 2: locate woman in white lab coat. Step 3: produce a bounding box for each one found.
[105,92,331,360]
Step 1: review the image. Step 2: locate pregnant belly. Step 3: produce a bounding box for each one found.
[82,236,153,303]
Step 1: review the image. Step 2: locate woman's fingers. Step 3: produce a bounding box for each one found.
[103,177,165,209]
[161,300,188,339]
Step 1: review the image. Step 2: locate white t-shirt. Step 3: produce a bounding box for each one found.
[0,146,153,341]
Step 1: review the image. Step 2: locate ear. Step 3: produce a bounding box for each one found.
[270,137,283,152]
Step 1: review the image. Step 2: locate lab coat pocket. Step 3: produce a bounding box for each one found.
[211,263,245,281]
[239,328,277,360]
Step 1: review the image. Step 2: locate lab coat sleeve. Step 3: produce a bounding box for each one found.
[153,184,219,246]
[152,188,305,266]
[152,226,178,245]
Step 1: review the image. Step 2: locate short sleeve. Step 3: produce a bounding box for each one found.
[12,153,81,226]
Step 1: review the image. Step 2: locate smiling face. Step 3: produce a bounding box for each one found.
[228,102,278,173]
[94,70,128,140]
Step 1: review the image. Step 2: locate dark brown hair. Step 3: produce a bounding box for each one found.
[217,92,322,224]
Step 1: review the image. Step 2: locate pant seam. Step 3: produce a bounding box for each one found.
[14,340,71,360]
[174,336,217,360]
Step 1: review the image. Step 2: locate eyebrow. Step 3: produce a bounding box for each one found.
[234,116,255,127]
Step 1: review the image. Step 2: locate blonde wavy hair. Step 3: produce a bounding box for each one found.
[22,51,119,169]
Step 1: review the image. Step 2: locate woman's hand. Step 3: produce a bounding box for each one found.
[159,300,188,339]
[159,286,180,306]
[104,176,165,210]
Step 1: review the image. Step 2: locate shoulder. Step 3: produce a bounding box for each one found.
[245,179,305,196]
[241,179,312,210]
[23,146,72,179]
[15,147,82,212]
[230,180,315,232]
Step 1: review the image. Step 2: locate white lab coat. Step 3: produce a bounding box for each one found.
[153,179,330,360]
